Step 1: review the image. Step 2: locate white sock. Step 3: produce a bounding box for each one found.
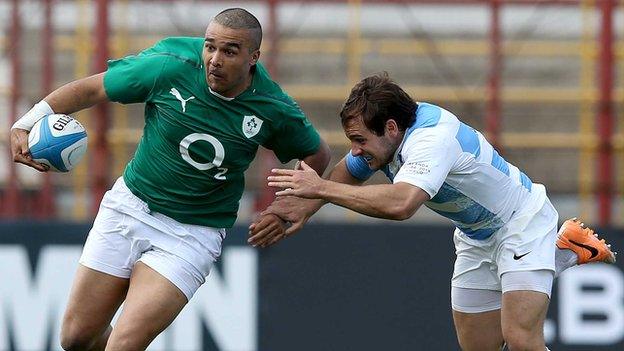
[555,248,578,276]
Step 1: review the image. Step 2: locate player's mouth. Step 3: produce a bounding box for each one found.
[209,71,225,80]
[363,154,373,165]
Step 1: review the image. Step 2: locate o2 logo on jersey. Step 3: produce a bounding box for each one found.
[179,133,228,180]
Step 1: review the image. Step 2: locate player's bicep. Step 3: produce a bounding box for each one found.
[300,137,330,176]
[329,157,366,186]
[80,73,108,104]
[266,107,321,163]
[46,73,109,114]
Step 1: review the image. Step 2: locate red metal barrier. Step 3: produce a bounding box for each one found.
[5,0,21,218]
[39,0,55,219]
[91,0,111,216]
[597,0,615,226]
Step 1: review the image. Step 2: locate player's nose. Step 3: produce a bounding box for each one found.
[210,51,223,67]
[351,145,363,156]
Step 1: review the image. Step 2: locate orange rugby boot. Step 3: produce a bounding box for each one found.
[556,217,617,264]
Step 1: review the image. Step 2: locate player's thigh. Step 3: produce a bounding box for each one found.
[106,262,188,351]
[500,271,551,346]
[453,311,504,351]
[61,265,129,342]
[452,287,504,351]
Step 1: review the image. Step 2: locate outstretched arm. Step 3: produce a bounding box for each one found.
[11,73,108,171]
[276,157,363,222]
[248,153,361,247]
[269,160,430,221]
[43,73,108,114]
[247,138,331,247]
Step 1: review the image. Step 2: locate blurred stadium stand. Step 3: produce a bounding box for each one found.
[0,0,623,226]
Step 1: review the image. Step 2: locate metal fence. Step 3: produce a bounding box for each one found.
[0,0,623,225]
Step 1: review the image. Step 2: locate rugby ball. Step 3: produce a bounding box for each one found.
[27,114,88,172]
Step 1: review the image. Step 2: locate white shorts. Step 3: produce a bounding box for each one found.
[79,177,225,301]
[451,185,558,310]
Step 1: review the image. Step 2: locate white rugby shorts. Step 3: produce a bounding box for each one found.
[451,184,558,311]
[79,177,225,300]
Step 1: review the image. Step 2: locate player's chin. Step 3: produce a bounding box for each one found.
[207,78,227,92]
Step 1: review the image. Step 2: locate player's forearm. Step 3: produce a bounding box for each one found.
[303,156,364,214]
[302,138,331,176]
[317,182,423,220]
[44,73,109,114]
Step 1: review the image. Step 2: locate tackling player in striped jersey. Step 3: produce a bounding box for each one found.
[256,73,615,351]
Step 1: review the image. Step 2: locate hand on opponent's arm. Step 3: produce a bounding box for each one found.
[268,160,430,221]
[249,156,368,247]
[248,195,323,247]
[10,73,108,172]
[248,140,331,247]
[247,213,288,248]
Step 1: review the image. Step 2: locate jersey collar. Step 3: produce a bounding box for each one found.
[208,87,235,101]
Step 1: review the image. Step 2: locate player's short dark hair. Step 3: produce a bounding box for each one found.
[213,8,262,51]
[340,73,417,136]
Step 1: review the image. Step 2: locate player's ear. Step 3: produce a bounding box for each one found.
[250,50,260,66]
[386,119,399,137]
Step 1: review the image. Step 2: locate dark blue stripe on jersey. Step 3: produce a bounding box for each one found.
[345,152,375,180]
[413,103,441,129]
[520,172,533,191]
[428,182,462,204]
[455,123,481,158]
[457,226,497,240]
[426,182,502,240]
[490,149,510,176]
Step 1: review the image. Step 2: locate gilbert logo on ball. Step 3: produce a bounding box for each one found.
[27,114,88,172]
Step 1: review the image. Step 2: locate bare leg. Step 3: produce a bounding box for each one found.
[105,262,188,351]
[453,309,505,351]
[61,265,129,350]
[501,290,549,351]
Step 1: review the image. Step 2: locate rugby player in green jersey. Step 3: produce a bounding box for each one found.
[10,8,330,350]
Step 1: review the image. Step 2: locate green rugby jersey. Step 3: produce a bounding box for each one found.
[103,37,321,228]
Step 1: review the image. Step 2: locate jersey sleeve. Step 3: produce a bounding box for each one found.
[103,47,170,104]
[264,103,321,163]
[393,128,459,198]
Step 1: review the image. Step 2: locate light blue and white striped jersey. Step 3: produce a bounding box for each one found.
[346,102,546,240]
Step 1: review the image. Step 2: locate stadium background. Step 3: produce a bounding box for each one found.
[0,0,623,350]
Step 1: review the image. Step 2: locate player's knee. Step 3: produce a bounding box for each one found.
[60,330,93,351]
[457,336,504,351]
[106,328,153,351]
[502,329,543,351]
[60,320,99,351]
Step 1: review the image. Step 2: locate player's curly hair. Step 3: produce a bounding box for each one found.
[340,72,417,136]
